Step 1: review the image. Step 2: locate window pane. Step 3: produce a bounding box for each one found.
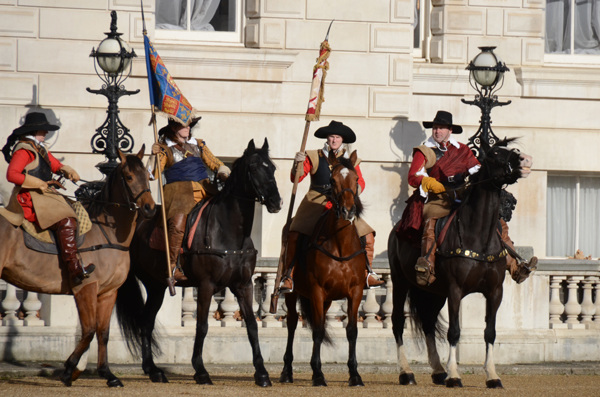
[547,176,576,256]
[156,0,236,32]
[578,177,600,257]
[156,0,187,30]
[573,0,600,54]
[414,0,420,49]
[545,0,571,54]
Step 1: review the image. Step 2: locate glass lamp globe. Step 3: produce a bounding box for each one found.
[471,50,499,87]
[96,36,132,74]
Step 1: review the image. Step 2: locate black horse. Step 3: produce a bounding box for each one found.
[116,138,282,387]
[387,139,533,388]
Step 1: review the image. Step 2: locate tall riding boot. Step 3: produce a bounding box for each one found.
[278,230,300,294]
[500,219,537,284]
[415,218,437,286]
[168,213,188,282]
[53,217,95,286]
[364,232,385,288]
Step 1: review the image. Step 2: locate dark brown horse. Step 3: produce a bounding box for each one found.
[116,138,281,387]
[0,146,155,387]
[279,150,368,387]
[387,140,532,388]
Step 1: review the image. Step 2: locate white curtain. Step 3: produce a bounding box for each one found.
[546,176,576,257]
[579,177,600,257]
[545,0,600,54]
[156,0,221,31]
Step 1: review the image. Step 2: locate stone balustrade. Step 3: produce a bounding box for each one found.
[1,258,599,364]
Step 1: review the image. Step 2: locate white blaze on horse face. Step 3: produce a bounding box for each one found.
[519,153,533,178]
[340,167,350,179]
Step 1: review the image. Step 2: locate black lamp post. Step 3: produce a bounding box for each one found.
[86,10,139,177]
[461,46,510,158]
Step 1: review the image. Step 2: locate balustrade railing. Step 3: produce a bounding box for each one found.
[1,258,599,331]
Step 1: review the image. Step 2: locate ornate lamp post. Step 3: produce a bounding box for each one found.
[461,46,510,158]
[87,10,139,177]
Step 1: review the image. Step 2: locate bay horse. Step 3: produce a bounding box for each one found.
[116,138,281,387]
[0,146,155,387]
[279,150,368,387]
[387,139,533,388]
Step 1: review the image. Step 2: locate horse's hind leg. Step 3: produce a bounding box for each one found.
[346,291,364,387]
[233,284,272,387]
[484,288,503,389]
[391,282,416,385]
[279,293,298,384]
[60,283,98,387]
[95,290,123,387]
[191,285,215,385]
[445,289,463,388]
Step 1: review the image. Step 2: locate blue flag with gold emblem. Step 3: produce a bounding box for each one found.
[144,34,196,126]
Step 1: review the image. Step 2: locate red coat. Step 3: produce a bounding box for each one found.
[6,147,63,223]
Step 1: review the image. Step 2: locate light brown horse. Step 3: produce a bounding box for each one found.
[0,146,155,387]
[280,150,368,387]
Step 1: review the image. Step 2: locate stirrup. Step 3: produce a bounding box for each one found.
[81,264,95,278]
[278,277,294,294]
[415,257,432,286]
[365,272,385,289]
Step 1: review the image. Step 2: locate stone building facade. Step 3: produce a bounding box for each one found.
[0,0,598,261]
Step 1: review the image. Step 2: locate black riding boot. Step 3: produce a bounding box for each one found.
[53,217,95,286]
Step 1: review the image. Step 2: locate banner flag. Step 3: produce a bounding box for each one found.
[305,39,331,122]
[144,34,196,126]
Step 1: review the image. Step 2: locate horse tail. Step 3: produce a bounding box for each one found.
[115,270,159,358]
[407,287,447,346]
[299,296,332,345]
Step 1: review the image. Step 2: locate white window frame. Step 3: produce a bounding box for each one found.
[544,0,600,66]
[412,0,431,60]
[154,0,244,46]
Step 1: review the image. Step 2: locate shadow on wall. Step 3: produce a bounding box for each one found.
[377,118,426,260]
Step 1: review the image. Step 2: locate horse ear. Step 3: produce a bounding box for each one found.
[118,149,127,164]
[137,144,146,159]
[261,137,269,151]
[247,139,256,151]
[350,150,358,165]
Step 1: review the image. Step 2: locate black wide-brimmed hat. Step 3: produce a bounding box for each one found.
[314,120,356,143]
[158,116,202,136]
[422,110,463,134]
[12,112,59,136]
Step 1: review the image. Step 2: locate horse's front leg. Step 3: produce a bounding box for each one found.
[346,291,364,387]
[95,290,123,387]
[191,285,214,385]
[484,287,504,389]
[309,295,327,387]
[445,289,463,388]
[233,283,272,387]
[391,279,416,385]
[280,292,299,383]
[141,282,168,383]
[60,282,98,387]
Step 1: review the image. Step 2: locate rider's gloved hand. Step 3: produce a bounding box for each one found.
[421,176,446,194]
[60,165,80,183]
[294,151,306,163]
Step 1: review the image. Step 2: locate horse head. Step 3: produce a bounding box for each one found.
[477,138,533,188]
[240,138,282,213]
[116,144,156,219]
[328,150,363,222]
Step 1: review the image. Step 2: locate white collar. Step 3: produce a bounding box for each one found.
[23,135,46,148]
[424,136,460,150]
[165,136,197,147]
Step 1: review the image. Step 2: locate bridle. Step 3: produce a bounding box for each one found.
[328,162,359,220]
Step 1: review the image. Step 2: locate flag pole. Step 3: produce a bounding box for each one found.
[270,21,333,313]
[142,2,176,296]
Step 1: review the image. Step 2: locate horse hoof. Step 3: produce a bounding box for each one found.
[486,379,504,389]
[194,372,213,385]
[254,373,272,387]
[59,372,72,387]
[107,378,124,388]
[348,375,364,387]
[150,371,169,383]
[399,373,417,385]
[279,371,293,383]
[445,377,463,388]
[431,372,447,385]
[312,376,327,387]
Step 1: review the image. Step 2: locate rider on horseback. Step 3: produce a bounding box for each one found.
[2,112,95,286]
[409,111,537,286]
[278,121,384,293]
[151,117,231,282]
